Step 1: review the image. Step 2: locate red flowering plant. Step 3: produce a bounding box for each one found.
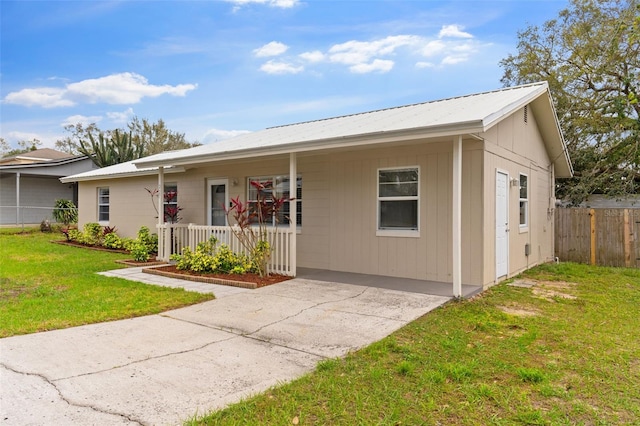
[225,180,292,277]
[144,187,183,223]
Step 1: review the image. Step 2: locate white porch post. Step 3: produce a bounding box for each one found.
[157,166,164,226]
[289,152,297,276]
[452,136,462,298]
[15,172,21,227]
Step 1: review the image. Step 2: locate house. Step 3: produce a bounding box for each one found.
[0,149,97,225]
[61,82,572,296]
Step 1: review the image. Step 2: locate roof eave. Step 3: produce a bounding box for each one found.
[60,166,185,183]
[133,121,486,169]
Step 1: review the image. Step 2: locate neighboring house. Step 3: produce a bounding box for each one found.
[0,149,97,225]
[62,82,572,294]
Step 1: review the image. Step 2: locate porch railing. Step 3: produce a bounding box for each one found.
[157,223,295,276]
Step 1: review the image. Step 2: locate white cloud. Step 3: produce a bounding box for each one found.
[442,55,469,65]
[3,87,72,108]
[254,41,289,57]
[106,107,135,123]
[299,50,325,63]
[438,24,473,39]
[260,60,304,75]
[350,59,394,74]
[61,114,103,127]
[329,35,420,67]
[421,40,447,58]
[2,73,197,108]
[202,128,252,144]
[226,0,299,10]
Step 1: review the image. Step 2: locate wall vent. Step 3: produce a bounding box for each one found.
[524,105,528,124]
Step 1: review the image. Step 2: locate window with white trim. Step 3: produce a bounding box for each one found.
[377,167,419,233]
[247,175,302,226]
[519,173,528,227]
[97,187,109,223]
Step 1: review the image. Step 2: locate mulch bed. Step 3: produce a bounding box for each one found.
[52,240,130,254]
[143,265,291,290]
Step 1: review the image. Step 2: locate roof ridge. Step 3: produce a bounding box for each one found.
[266,81,547,130]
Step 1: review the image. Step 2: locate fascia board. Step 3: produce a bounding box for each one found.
[60,166,185,183]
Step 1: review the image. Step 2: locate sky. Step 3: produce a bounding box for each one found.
[0,0,569,150]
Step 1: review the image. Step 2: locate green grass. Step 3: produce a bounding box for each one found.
[189,262,640,425]
[0,229,214,337]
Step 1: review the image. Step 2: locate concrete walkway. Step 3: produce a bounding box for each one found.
[0,269,450,426]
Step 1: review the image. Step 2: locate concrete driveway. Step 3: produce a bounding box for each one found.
[0,277,449,426]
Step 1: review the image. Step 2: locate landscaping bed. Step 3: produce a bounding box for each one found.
[144,265,291,289]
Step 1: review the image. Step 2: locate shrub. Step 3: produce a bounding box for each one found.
[103,233,123,250]
[52,199,78,225]
[137,226,157,253]
[170,236,255,274]
[81,223,104,246]
[129,241,150,262]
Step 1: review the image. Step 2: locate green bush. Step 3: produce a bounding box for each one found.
[103,233,123,250]
[81,223,104,246]
[136,226,157,253]
[52,199,78,225]
[170,236,255,274]
[130,241,150,262]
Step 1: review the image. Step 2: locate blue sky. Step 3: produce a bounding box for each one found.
[0,0,568,150]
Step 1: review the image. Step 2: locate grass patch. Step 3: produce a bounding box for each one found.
[189,262,640,425]
[0,231,214,337]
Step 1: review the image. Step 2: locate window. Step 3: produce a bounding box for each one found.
[377,167,419,235]
[97,187,109,223]
[163,183,180,223]
[247,175,302,226]
[519,173,528,227]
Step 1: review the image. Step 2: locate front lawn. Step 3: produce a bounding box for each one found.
[190,262,640,425]
[0,229,214,337]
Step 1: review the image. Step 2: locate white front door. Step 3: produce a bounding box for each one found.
[207,179,228,226]
[496,171,509,279]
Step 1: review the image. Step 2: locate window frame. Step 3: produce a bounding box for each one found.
[376,166,420,238]
[519,173,529,230]
[246,174,302,228]
[97,187,110,224]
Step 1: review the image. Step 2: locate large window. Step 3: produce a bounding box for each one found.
[247,175,302,226]
[377,167,419,234]
[97,187,109,223]
[519,173,528,228]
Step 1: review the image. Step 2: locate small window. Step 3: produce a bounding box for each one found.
[97,187,109,223]
[519,174,528,227]
[377,167,419,234]
[247,175,302,227]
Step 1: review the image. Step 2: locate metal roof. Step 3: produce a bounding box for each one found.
[63,82,572,182]
[59,159,184,183]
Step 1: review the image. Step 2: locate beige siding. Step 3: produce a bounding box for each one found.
[481,107,556,288]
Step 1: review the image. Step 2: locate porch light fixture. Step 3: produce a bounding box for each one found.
[510,177,520,187]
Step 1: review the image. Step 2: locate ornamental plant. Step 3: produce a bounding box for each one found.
[225,180,291,277]
[170,236,254,274]
[52,199,78,225]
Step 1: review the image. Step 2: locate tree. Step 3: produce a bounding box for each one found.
[78,129,144,167]
[500,0,639,204]
[128,117,199,156]
[1,138,43,158]
[55,122,100,155]
[55,118,199,158]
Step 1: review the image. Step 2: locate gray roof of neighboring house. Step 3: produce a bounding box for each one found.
[0,148,76,165]
[62,82,573,183]
[0,154,96,178]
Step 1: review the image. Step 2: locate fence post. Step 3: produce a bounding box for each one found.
[623,209,631,268]
[590,209,596,265]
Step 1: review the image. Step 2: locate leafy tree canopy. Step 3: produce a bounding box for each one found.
[500,0,639,204]
[0,138,43,158]
[55,117,200,165]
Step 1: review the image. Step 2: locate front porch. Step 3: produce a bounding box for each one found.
[156,223,296,276]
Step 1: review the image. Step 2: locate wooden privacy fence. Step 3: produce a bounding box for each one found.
[555,208,640,268]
